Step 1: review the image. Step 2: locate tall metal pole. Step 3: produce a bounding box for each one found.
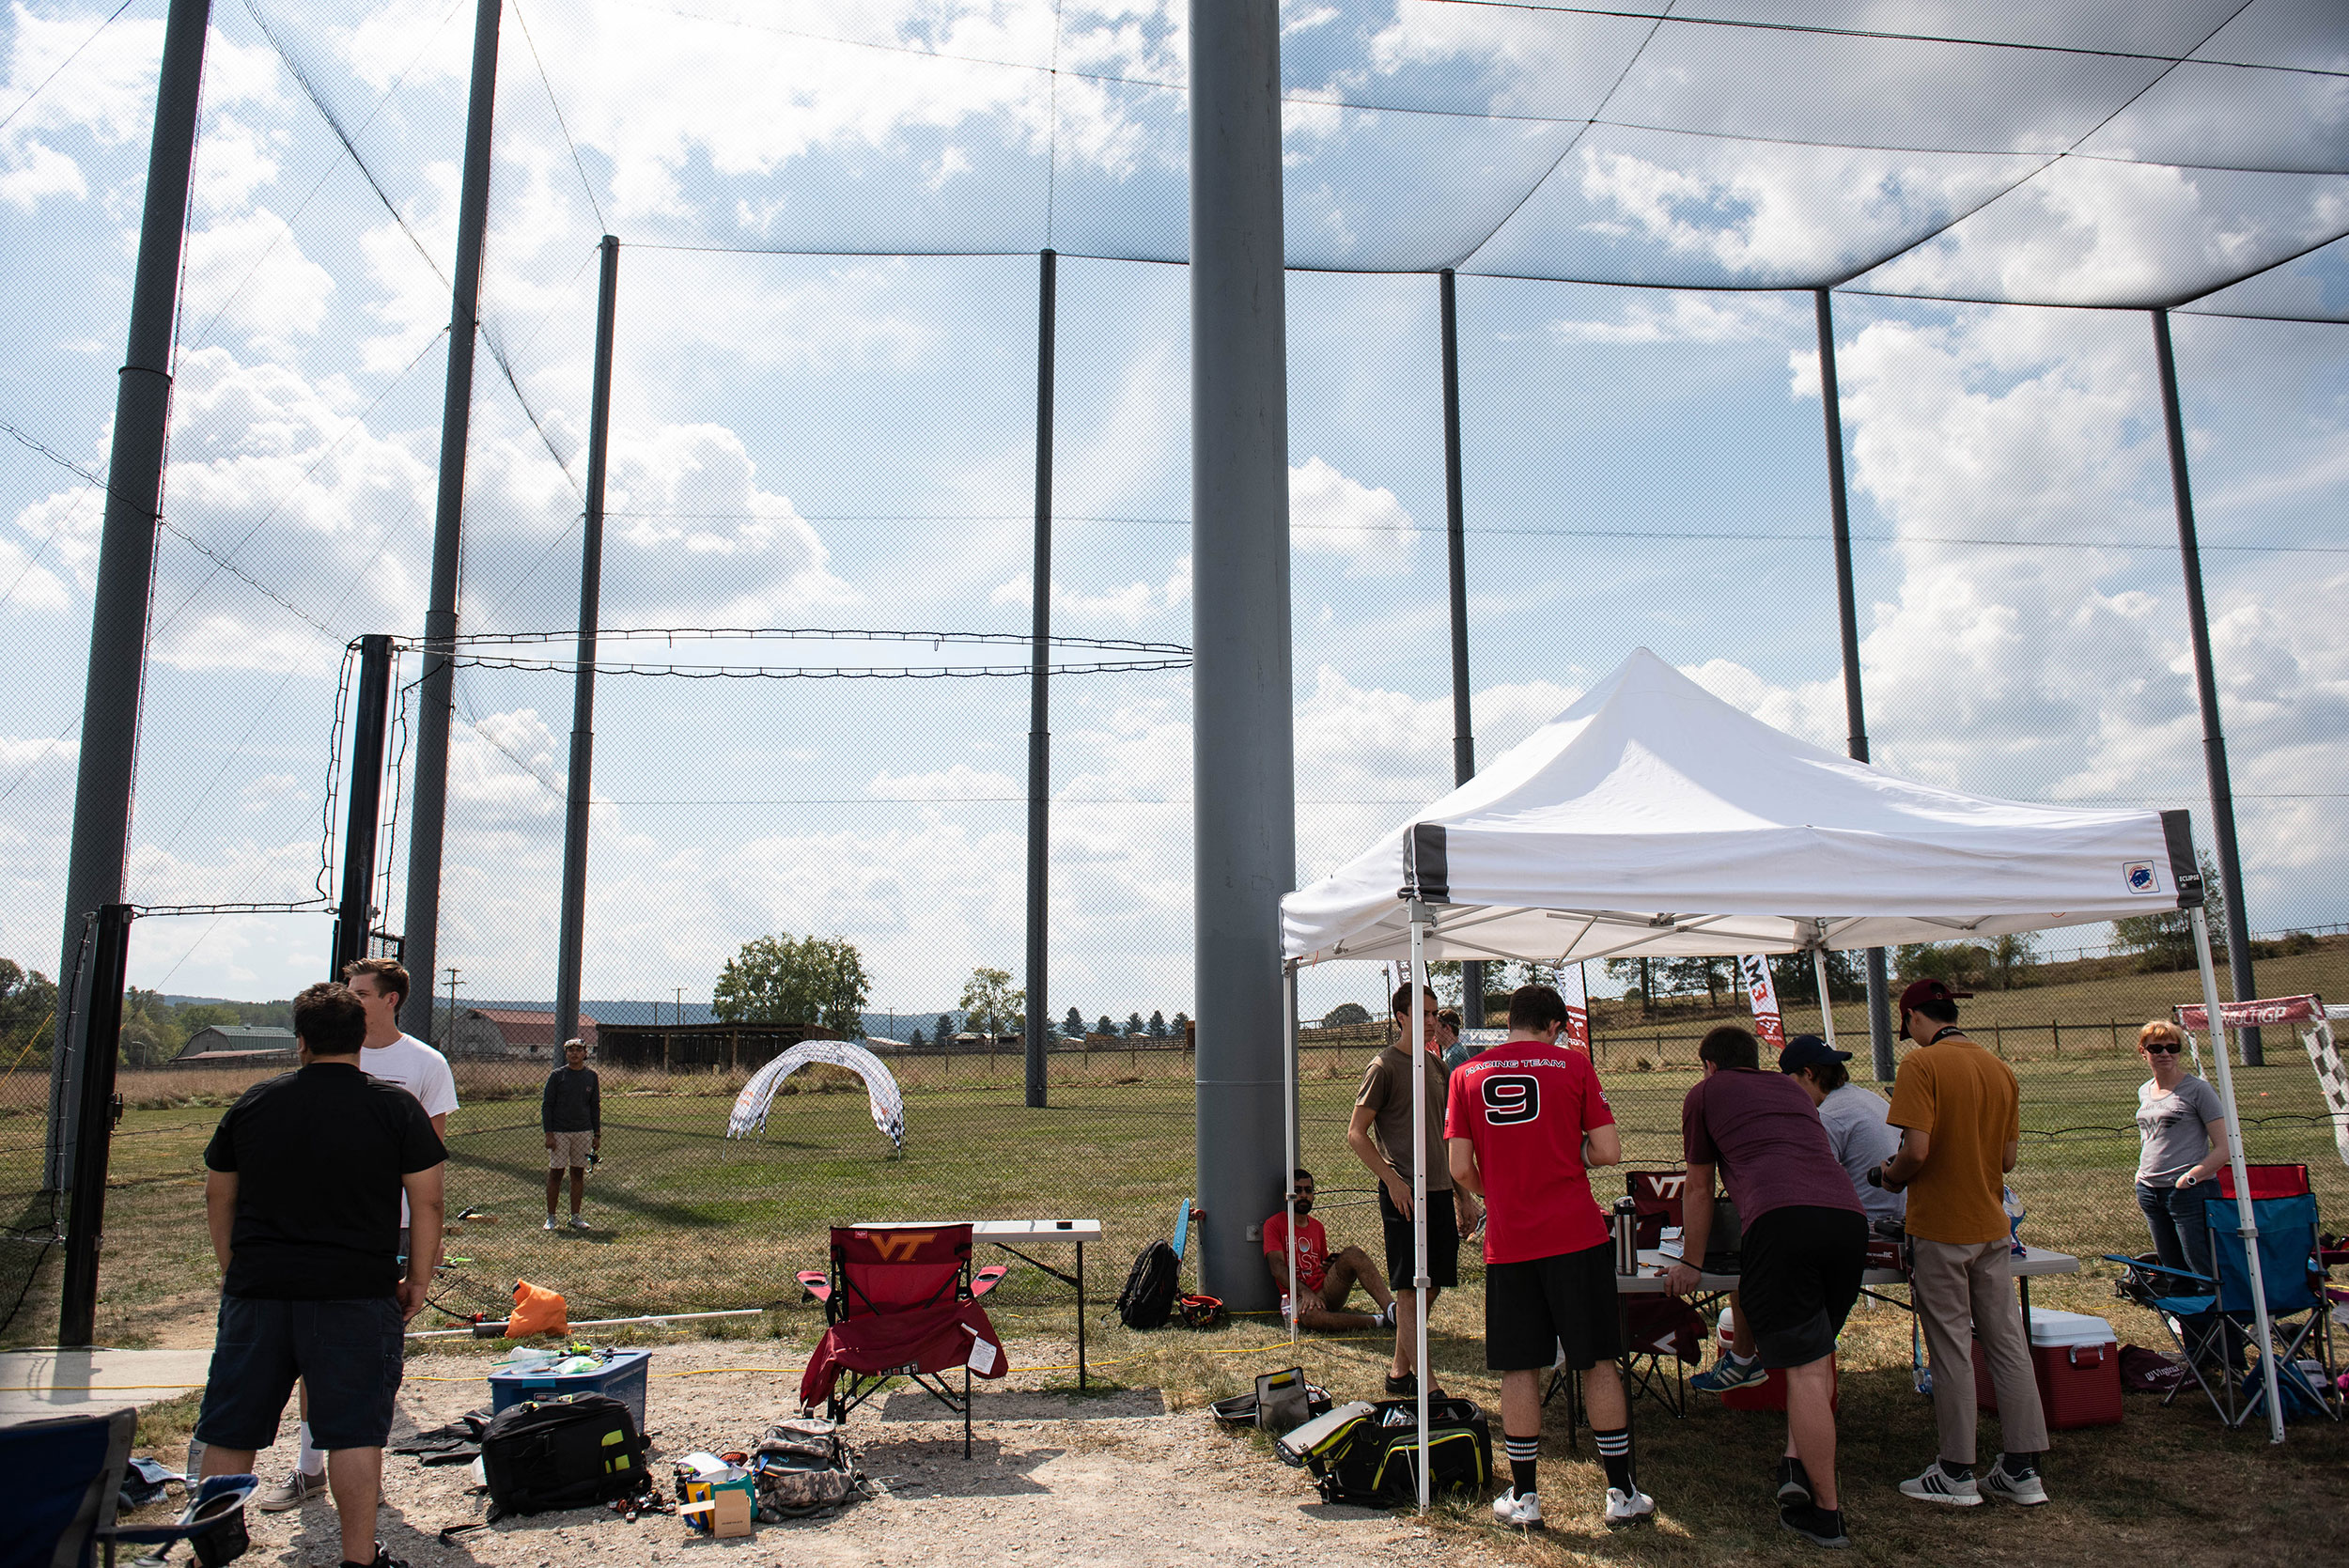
[45,0,213,1192]
[1813,289,1896,1082]
[1439,270,1482,1028]
[553,236,619,1048]
[397,0,503,1039]
[59,904,133,1345]
[331,635,397,977]
[2153,310,2261,1063]
[1190,0,1294,1312]
[1025,248,1056,1110]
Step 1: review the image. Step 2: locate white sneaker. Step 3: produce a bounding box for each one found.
[543,1215,559,1230]
[254,1467,326,1512]
[1491,1487,1544,1529]
[1900,1462,1983,1506]
[568,1215,591,1231]
[1604,1486,1656,1528]
[1983,1460,2049,1506]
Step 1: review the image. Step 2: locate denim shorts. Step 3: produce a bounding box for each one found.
[194,1295,406,1452]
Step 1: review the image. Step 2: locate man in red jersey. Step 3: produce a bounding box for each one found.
[1447,985,1652,1532]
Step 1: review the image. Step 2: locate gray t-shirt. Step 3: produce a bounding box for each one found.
[2137,1074,2224,1184]
[1815,1082,1906,1227]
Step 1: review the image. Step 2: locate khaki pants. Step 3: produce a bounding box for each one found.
[1911,1236,2048,1464]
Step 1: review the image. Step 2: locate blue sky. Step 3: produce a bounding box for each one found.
[2,0,2345,1024]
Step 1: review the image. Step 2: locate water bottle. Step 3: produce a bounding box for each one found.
[1612,1197,1639,1275]
[2003,1186,2026,1257]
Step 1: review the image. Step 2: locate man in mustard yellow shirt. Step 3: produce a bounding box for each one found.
[1878,980,2049,1509]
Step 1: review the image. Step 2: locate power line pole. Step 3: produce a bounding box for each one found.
[443,966,462,1051]
[45,0,213,1193]
[397,0,504,1040]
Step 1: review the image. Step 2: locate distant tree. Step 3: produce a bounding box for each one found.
[1603,956,1655,1017]
[2115,854,2226,971]
[711,934,871,1032]
[957,968,1024,1036]
[1147,1009,1168,1037]
[1125,1011,1145,1037]
[117,987,186,1067]
[0,958,59,1058]
[1322,1001,1370,1028]
[910,1027,927,1048]
[1063,1005,1085,1039]
[1097,1014,1114,1036]
[1172,1011,1190,1039]
[1767,950,1866,1005]
[936,1012,957,1044]
[1893,941,1987,990]
[1659,956,1728,1007]
[1984,931,2039,990]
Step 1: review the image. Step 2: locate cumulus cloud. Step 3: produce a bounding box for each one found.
[989,555,1190,624]
[1290,456,1416,576]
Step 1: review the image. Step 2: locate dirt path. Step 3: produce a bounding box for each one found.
[195,1342,1520,1568]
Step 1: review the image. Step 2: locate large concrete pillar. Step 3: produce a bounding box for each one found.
[1189,0,1294,1310]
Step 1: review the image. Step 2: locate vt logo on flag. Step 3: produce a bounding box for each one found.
[1736,955,1785,1048]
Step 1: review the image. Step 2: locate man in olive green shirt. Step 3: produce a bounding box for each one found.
[1346,983,1482,1396]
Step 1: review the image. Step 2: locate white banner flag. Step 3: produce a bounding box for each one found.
[1737,955,1785,1049]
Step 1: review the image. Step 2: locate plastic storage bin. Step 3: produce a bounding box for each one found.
[489,1348,651,1431]
[1971,1308,2120,1429]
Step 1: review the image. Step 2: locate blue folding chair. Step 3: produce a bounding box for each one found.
[2107,1164,2339,1428]
[0,1407,257,1567]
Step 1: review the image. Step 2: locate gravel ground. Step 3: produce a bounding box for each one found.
[186,1340,1518,1568]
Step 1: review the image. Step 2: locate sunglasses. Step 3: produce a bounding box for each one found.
[2142,1041,2183,1054]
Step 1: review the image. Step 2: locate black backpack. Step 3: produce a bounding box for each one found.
[1114,1240,1180,1329]
[479,1392,649,1518]
[1312,1398,1492,1506]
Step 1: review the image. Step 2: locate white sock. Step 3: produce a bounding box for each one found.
[296,1421,325,1478]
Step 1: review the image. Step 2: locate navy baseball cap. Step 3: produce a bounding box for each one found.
[1778,1034,1851,1074]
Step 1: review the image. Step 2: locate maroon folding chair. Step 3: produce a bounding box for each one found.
[1625,1167,1688,1250]
[797,1223,1010,1456]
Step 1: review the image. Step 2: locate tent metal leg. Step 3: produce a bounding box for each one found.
[1283,958,1299,1352]
[1408,904,1432,1513]
[2192,903,2283,1442]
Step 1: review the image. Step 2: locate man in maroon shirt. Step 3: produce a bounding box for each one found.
[1447,985,1651,1531]
[1666,1025,1869,1549]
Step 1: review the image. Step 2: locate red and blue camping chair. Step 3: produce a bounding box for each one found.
[0,1405,258,1568]
[797,1223,1011,1457]
[2107,1163,2339,1427]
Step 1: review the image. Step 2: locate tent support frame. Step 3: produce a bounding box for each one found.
[2190,902,2284,1442]
[1408,901,1432,1511]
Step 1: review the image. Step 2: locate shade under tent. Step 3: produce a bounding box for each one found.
[1276,650,2286,1508]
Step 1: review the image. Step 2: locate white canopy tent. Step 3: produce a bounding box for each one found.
[1276,649,2284,1504]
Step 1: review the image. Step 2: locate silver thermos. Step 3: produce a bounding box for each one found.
[1612,1197,1639,1275]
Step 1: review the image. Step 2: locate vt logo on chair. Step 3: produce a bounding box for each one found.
[864,1230,940,1261]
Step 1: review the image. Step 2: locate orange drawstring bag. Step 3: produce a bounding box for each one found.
[506,1279,568,1337]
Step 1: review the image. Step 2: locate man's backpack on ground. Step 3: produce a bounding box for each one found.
[478,1392,649,1518]
[751,1417,871,1518]
[1115,1239,1181,1329]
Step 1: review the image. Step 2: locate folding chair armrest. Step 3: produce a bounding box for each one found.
[798,1270,833,1304]
[2101,1254,2213,1287]
[970,1265,1009,1298]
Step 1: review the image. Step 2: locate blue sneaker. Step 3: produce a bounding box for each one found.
[1691,1352,1768,1394]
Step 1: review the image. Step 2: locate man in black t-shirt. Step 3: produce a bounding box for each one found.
[193,982,446,1568]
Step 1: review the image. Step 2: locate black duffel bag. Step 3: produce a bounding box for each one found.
[478,1392,649,1519]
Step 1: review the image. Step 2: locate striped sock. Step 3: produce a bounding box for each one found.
[1504,1434,1539,1497]
[1593,1426,1634,1495]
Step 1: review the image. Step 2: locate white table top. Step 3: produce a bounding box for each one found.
[1615,1244,2080,1296]
[850,1219,1102,1242]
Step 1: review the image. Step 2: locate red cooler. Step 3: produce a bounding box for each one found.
[1970,1308,2120,1429]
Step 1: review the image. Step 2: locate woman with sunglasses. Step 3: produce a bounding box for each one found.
[2133,1019,2229,1282]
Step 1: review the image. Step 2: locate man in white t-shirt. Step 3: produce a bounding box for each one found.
[254,956,459,1514]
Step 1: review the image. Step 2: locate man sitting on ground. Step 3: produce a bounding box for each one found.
[1262,1169,1398,1331]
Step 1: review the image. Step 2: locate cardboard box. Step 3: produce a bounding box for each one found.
[1971,1307,2121,1430]
[680,1489,752,1538]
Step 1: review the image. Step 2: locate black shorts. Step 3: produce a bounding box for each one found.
[1738,1205,1868,1370]
[194,1295,407,1451]
[1378,1182,1460,1291]
[1485,1242,1622,1372]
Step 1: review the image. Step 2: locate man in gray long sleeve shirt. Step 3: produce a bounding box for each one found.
[542,1038,600,1230]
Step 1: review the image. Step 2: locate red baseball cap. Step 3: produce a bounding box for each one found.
[1896,977,1971,1016]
